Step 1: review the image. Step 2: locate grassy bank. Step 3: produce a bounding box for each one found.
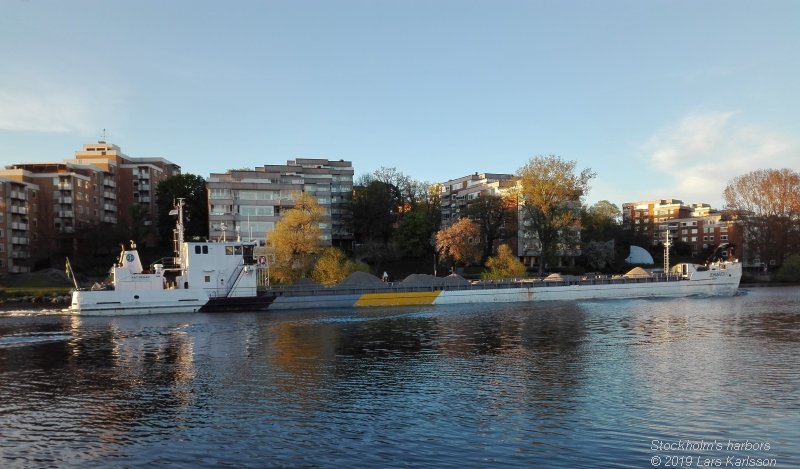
[0,268,74,299]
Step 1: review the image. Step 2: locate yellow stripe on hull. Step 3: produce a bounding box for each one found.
[354,290,442,307]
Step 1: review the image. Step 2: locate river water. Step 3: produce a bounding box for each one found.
[1,287,798,468]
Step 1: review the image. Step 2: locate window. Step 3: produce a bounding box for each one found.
[204,275,211,283]
[239,205,274,216]
[721,235,728,241]
[210,188,231,199]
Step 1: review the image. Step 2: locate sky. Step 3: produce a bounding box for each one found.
[2,0,799,209]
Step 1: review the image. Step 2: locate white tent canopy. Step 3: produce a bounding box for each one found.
[625,245,654,265]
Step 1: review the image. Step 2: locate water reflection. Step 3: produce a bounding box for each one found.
[0,288,798,467]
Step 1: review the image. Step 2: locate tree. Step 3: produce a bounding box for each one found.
[312,247,360,286]
[267,193,323,283]
[435,217,481,269]
[466,194,511,261]
[482,244,526,280]
[775,254,800,282]
[352,179,399,244]
[581,240,616,272]
[393,210,436,258]
[128,203,153,246]
[724,168,800,269]
[581,200,621,243]
[517,155,595,274]
[156,174,209,247]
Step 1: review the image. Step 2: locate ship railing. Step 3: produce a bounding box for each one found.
[265,273,685,297]
[150,257,180,270]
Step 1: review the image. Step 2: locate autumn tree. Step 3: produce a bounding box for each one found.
[312,247,360,286]
[156,174,208,247]
[724,168,800,269]
[517,155,595,274]
[482,244,526,280]
[435,217,481,269]
[267,192,323,283]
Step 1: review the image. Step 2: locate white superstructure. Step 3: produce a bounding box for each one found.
[67,200,258,316]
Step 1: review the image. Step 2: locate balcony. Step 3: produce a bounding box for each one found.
[9,265,30,273]
[9,191,27,201]
[103,191,116,200]
[58,226,75,234]
[57,182,72,191]
[103,204,117,212]
[10,206,27,215]
[103,216,117,224]
[11,222,28,230]
[57,196,73,204]
[139,196,151,203]
[11,251,29,259]
[139,184,151,191]
[11,236,29,245]
[103,179,116,188]
[58,211,74,218]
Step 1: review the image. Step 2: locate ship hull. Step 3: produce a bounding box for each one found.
[67,289,208,316]
[266,274,741,310]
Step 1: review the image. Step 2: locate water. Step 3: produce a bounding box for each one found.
[1,287,798,468]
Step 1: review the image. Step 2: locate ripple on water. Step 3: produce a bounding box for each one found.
[1,289,799,467]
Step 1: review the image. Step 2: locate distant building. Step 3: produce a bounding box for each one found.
[206,159,354,248]
[0,142,181,268]
[660,213,742,259]
[438,172,582,270]
[72,142,180,233]
[623,198,743,260]
[440,173,517,228]
[622,199,693,246]
[0,177,38,274]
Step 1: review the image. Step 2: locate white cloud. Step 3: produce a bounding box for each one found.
[0,89,91,134]
[0,77,126,135]
[639,111,798,207]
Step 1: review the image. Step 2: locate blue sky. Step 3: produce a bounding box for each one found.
[2,0,798,209]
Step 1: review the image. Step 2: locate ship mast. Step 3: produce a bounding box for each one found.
[172,198,185,260]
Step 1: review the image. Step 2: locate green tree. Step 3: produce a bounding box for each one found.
[517,155,595,274]
[775,254,800,282]
[581,200,621,242]
[156,174,209,247]
[466,194,511,261]
[267,193,323,283]
[435,217,481,269]
[352,179,399,244]
[127,203,153,246]
[312,247,359,286]
[393,210,436,258]
[482,244,526,280]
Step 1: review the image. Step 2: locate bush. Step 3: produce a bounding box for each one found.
[482,244,527,280]
[775,255,800,282]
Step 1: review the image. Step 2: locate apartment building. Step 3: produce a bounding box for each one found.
[622,199,693,246]
[0,142,181,269]
[72,142,180,230]
[206,159,354,248]
[0,177,38,274]
[659,214,741,258]
[440,173,517,227]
